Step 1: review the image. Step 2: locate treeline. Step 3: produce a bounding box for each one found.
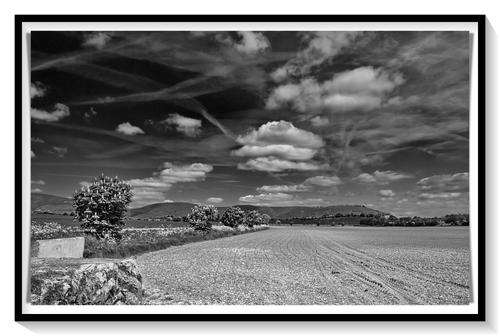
[359,214,469,227]
[271,213,469,227]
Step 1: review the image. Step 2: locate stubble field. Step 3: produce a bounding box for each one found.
[138,226,471,305]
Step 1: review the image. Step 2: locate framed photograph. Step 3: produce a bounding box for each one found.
[15,15,485,321]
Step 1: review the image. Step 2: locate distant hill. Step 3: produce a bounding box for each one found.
[129,202,195,218]
[32,193,386,219]
[31,193,73,214]
[130,202,384,219]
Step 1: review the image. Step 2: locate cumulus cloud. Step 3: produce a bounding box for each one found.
[31,180,45,185]
[234,121,327,172]
[232,144,317,161]
[79,181,91,188]
[256,184,311,193]
[238,157,329,172]
[266,67,404,113]
[82,32,112,49]
[127,162,213,207]
[271,32,360,81]
[31,151,35,158]
[214,31,270,55]
[31,103,70,122]
[304,175,342,187]
[379,189,395,197]
[30,82,46,99]
[206,197,223,204]
[31,188,43,193]
[164,113,202,137]
[233,32,270,54]
[237,121,324,149]
[354,170,413,185]
[116,122,145,136]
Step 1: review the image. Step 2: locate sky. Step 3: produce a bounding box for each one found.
[30,31,470,216]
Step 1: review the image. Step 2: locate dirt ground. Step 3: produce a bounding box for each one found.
[137,226,471,305]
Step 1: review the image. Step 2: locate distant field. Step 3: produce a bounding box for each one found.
[31,214,189,229]
[30,213,361,228]
[139,226,471,305]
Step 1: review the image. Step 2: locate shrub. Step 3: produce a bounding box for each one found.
[220,207,245,228]
[187,205,218,231]
[73,174,132,241]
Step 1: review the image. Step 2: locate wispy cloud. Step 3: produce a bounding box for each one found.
[238,192,327,207]
[271,32,361,82]
[416,172,469,200]
[206,197,223,204]
[49,146,68,158]
[354,170,413,185]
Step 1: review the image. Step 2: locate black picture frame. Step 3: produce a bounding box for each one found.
[15,14,486,322]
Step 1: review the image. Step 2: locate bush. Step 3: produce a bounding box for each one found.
[73,174,132,241]
[220,207,245,228]
[187,205,218,231]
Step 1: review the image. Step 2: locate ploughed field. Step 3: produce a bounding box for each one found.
[138,226,471,305]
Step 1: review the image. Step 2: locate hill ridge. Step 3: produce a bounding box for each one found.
[31,193,385,218]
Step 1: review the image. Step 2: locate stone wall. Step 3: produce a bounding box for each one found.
[35,237,85,258]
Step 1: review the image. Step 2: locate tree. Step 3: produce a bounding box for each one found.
[187,205,218,231]
[243,210,262,228]
[260,213,271,225]
[73,174,132,240]
[220,207,245,228]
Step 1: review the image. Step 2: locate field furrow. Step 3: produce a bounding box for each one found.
[138,226,471,305]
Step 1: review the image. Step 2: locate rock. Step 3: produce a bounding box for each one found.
[31,259,143,305]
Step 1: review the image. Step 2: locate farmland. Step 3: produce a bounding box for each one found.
[139,226,471,305]
[31,213,188,229]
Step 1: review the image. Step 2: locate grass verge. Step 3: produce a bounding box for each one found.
[83,226,269,258]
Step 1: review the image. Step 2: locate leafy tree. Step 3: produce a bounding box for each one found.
[220,206,245,228]
[243,210,263,227]
[260,213,271,225]
[73,174,132,240]
[187,205,218,231]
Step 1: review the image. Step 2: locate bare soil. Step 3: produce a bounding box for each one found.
[137,226,471,305]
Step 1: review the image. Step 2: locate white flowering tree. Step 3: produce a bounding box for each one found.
[73,174,132,240]
[187,205,219,231]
